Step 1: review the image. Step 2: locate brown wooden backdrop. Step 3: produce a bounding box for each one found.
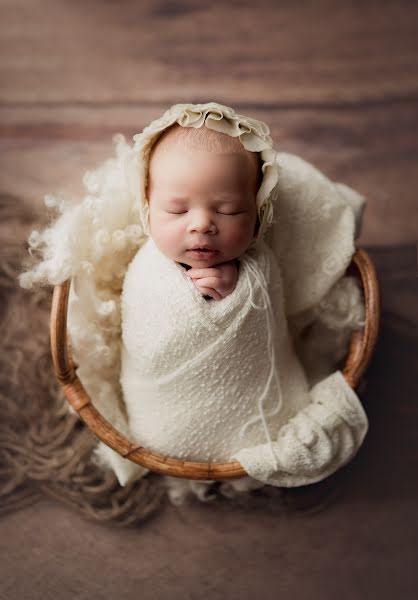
[1,0,418,246]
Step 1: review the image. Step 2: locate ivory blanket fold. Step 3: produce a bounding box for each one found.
[120,237,368,487]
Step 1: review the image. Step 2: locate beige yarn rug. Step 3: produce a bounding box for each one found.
[0,194,344,526]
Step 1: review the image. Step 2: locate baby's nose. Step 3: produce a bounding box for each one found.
[188,211,217,234]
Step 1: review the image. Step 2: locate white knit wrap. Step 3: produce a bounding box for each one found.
[120,236,368,488]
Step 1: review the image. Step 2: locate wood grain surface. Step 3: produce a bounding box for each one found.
[1,0,418,245]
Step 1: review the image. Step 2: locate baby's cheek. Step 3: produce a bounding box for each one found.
[162,228,178,251]
[150,220,181,257]
[226,219,255,248]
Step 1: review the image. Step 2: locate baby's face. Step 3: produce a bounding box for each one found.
[147,144,258,268]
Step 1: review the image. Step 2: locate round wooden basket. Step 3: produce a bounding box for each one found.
[50,248,380,481]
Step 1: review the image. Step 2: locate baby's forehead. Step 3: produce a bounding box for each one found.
[148,124,260,183]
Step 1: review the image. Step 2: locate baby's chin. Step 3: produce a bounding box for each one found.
[181,258,224,269]
[179,252,236,269]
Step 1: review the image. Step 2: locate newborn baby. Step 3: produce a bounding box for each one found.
[120,109,368,490]
[146,123,260,300]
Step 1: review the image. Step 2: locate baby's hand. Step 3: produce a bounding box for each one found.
[188,261,238,301]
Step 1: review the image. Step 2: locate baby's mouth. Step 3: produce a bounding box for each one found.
[186,247,219,258]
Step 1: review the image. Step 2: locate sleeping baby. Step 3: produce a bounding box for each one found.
[119,103,369,495]
[146,123,259,300]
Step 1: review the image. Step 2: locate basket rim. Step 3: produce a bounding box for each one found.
[50,247,380,481]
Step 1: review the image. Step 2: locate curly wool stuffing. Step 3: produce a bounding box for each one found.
[20,135,148,476]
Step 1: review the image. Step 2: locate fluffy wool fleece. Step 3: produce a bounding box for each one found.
[20,131,367,506]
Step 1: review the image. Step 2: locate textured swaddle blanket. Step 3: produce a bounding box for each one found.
[121,236,368,488]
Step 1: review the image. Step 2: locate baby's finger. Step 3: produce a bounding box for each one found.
[188,267,220,280]
[194,276,226,295]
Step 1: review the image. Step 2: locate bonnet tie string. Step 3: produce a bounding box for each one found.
[238,253,283,470]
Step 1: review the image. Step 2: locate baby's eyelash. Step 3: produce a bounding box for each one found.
[217,210,245,215]
[165,209,245,216]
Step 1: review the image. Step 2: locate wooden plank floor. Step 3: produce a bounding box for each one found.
[1,0,418,245]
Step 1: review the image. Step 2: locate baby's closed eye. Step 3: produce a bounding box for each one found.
[216,209,247,215]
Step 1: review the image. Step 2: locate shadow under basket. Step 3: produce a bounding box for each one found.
[50,248,380,482]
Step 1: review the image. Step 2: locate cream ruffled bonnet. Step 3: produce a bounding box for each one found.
[130,101,280,239]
